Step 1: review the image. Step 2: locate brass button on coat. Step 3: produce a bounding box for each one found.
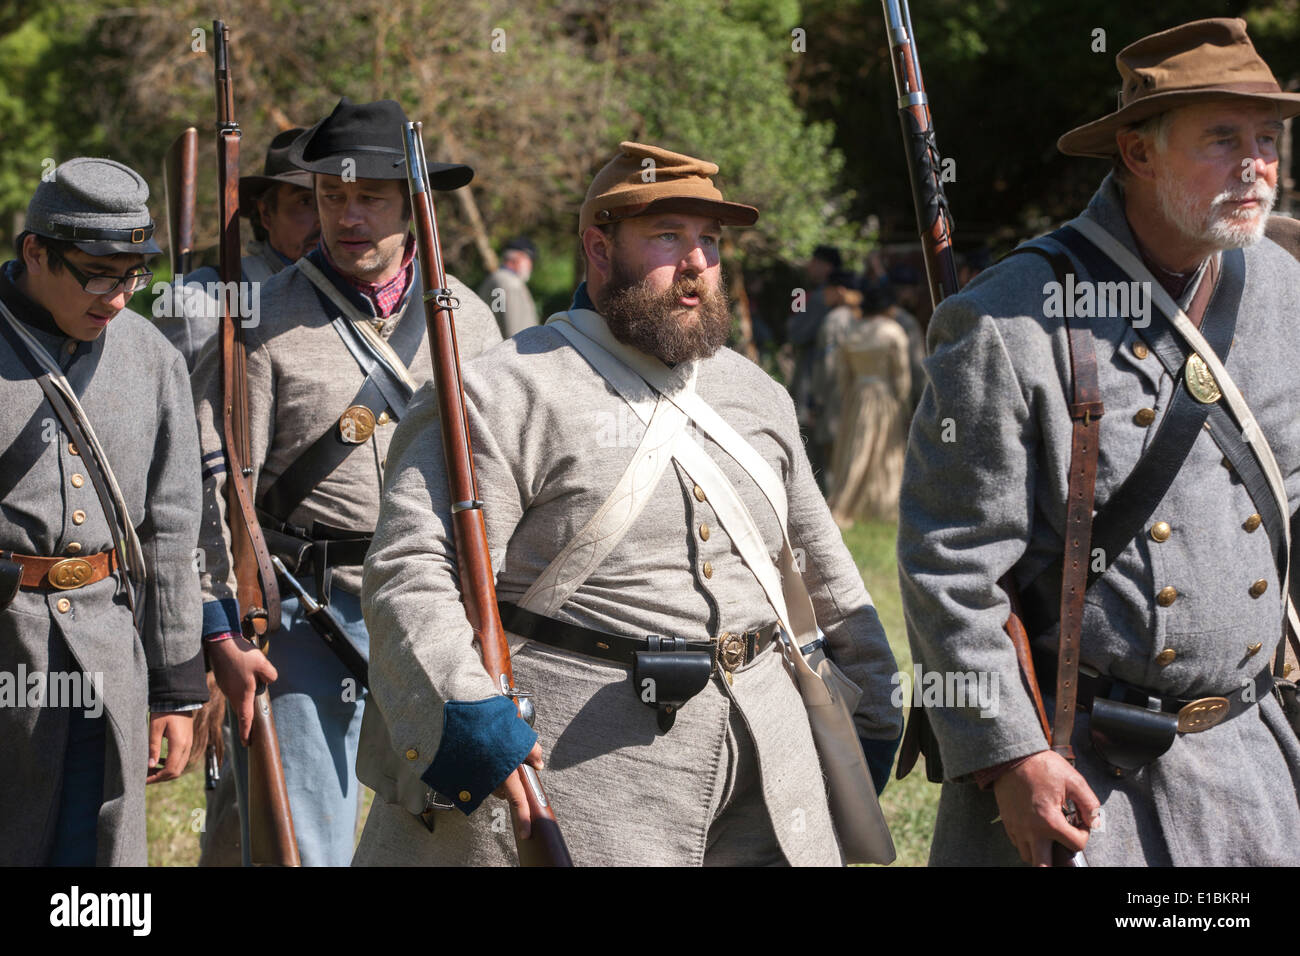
[458,790,472,803]
[1156,586,1178,607]
[1249,579,1268,598]
[66,542,81,554]
[1246,642,1263,657]
[56,598,71,614]
[699,523,710,541]
[702,561,714,579]
[1155,648,1176,666]
[1150,521,1171,542]
[71,510,86,525]
[68,442,79,456]
[1134,408,1156,427]
[70,474,84,488]
[404,748,418,760]
[1244,513,1262,532]
[377,411,391,425]
[64,341,76,355]
[1132,342,1149,360]
[693,484,706,502]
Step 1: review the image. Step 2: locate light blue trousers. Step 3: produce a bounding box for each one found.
[227,582,369,866]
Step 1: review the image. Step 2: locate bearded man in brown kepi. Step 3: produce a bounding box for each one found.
[353,142,902,866]
[897,17,1300,865]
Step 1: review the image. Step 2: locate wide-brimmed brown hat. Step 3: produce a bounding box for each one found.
[1058,17,1300,159]
[238,127,314,217]
[579,142,758,236]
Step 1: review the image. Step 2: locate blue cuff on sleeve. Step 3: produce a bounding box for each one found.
[861,732,903,796]
[201,598,241,638]
[421,697,538,815]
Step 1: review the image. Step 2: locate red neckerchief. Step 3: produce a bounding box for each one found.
[319,232,416,318]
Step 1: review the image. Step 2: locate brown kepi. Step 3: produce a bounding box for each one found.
[579,141,758,235]
[1058,17,1300,159]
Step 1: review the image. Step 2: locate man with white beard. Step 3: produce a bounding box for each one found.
[897,18,1300,866]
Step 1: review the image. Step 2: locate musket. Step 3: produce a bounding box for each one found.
[271,555,370,690]
[163,127,198,278]
[213,18,298,867]
[882,0,959,330]
[402,121,573,867]
[165,124,224,791]
[882,0,1086,867]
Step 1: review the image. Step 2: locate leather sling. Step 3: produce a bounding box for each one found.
[1016,230,1240,638]
[0,303,145,621]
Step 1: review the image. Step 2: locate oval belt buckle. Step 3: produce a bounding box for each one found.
[48,557,95,590]
[1177,696,1230,733]
[339,405,377,444]
[1184,353,1222,404]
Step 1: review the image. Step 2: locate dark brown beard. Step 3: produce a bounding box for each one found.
[597,257,732,364]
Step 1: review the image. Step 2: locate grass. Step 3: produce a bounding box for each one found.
[146,518,938,866]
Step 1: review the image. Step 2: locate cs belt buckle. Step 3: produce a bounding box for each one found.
[48,557,94,590]
[1177,696,1230,733]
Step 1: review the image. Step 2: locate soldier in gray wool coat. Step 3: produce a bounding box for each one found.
[898,18,1300,866]
[353,141,902,867]
[0,158,208,865]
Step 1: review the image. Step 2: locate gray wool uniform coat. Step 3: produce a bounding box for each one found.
[897,174,1300,866]
[191,257,500,607]
[0,270,205,866]
[352,308,901,867]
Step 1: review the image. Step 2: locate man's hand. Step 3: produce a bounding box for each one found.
[492,743,545,840]
[206,636,278,745]
[992,750,1101,866]
[146,712,193,784]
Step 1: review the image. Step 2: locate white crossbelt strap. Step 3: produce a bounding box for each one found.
[1069,217,1300,643]
[546,314,820,646]
[297,256,419,391]
[515,365,690,616]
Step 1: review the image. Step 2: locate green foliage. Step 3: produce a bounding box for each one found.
[613,0,857,267]
[0,6,111,231]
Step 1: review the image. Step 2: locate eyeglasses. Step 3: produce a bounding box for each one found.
[47,248,153,296]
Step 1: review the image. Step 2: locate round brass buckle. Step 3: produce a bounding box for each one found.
[48,557,95,590]
[717,632,747,673]
[339,405,376,444]
[1176,696,1229,733]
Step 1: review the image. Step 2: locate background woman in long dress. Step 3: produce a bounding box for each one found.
[826,299,912,526]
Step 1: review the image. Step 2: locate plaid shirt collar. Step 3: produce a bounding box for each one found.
[318,233,416,318]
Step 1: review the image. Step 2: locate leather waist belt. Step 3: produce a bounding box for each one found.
[256,512,373,606]
[498,601,779,673]
[2,549,119,591]
[1037,650,1271,734]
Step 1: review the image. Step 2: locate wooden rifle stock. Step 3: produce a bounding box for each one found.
[213,18,298,867]
[163,128,198,277]
[402,121,572,867]
[882,0,1085,866]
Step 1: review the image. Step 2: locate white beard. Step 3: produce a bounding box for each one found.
[1155,164,1277,250]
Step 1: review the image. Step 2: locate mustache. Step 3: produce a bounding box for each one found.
[669,276,708,298]
[1214,182,1276,205]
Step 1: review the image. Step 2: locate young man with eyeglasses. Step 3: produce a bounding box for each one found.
[0,157,220,865]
